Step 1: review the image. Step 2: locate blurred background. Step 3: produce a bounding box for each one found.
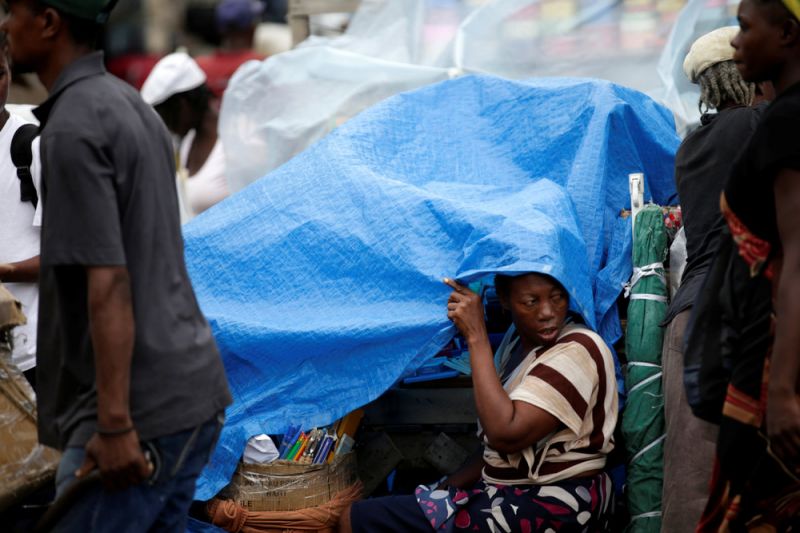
[4,0,741,190]
[5,0,739,103]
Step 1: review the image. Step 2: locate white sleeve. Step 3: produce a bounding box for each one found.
[31,136,42,228]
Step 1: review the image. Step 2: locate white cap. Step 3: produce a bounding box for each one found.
[683,26,739,83]
[141,52,207,106]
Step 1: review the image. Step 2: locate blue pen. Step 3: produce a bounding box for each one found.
[279,426,303,459]
[288,425,303,452]
[278,424,299,458]
[314,435,334,464]
[312,435,327,464]
[312,436,326,464]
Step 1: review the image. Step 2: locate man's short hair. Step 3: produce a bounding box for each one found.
[32,0,104,49]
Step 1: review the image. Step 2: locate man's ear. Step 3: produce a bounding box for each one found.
[39,5,63,42]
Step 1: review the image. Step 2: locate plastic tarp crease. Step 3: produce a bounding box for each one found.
[185,75,679,500]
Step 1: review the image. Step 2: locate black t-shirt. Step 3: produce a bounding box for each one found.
[33,53,232,449]
[664,104,764,323]
[725,82,800,247]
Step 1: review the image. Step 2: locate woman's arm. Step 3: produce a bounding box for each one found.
[770,169,800,462]
[445,279,560,454]
[440,448,484,489]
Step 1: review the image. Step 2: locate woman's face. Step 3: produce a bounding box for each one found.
[732,0,790,83]
[154,97,194,137]
[502,274,569,348]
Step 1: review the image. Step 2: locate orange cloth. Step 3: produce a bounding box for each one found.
[207,482,362,533]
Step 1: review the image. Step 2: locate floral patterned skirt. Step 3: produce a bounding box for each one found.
[414,472,614,532]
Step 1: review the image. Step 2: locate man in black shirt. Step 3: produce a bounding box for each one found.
[1,0,232,530]
[660,26,764,533]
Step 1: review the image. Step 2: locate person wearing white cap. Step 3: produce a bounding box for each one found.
[141,52,230,218]
[659,26,766,533]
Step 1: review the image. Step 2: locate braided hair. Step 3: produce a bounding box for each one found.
[697,60,755,113]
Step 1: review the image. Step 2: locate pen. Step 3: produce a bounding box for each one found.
[278,425,300,458]
[325,435,338,464]
[292,434,310,461]
[310,432,327,464]
[314,435,333,464]
[301,430,319,464]
[285,432,305,461]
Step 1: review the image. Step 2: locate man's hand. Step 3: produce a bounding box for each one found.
[444,278,488,345]
[76,430,153,491]
[0,257,39,283]
[767,391,800,468]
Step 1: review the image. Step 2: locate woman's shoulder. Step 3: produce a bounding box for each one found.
[531,324,615,376]
[555,323,611,352]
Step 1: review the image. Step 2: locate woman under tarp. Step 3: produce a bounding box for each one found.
[340,272,619,532]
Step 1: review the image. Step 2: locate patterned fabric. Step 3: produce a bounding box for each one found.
[480,324,618,485]
[698,333,800,531]
[697,200,800,531]
[720,193,774,281]
[414,473,614,532]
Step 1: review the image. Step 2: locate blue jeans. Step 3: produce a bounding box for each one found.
[53,413,223,533]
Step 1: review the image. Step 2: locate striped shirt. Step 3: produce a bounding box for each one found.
[480,323,618,485]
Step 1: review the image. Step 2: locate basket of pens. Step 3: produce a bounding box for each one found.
[220,412,362,512]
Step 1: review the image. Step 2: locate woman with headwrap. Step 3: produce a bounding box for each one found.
[339,273,618,533]
[696,1,800,530]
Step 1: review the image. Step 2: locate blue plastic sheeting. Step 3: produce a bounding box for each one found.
[184,75,679,499]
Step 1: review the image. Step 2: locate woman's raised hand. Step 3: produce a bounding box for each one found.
[444,278,489,345]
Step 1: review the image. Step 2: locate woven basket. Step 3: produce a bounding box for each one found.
[220,452,358,512]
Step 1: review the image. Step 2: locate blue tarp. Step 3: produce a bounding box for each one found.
[184,75,679,500]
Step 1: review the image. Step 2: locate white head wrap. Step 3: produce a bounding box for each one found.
[141,52,207,106]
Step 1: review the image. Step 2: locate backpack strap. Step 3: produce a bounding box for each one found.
[10,123,39,209]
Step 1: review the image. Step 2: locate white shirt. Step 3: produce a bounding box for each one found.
[0,113,41,371]
[179,130,229,217]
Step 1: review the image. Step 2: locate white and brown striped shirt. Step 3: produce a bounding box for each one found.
[480,323,618,485]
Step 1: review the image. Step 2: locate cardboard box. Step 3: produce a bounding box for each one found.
[220,452,358,512]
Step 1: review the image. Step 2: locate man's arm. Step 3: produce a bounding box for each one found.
[76,265,151,490]
[0,255,40,283]
[769,168,800,463]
